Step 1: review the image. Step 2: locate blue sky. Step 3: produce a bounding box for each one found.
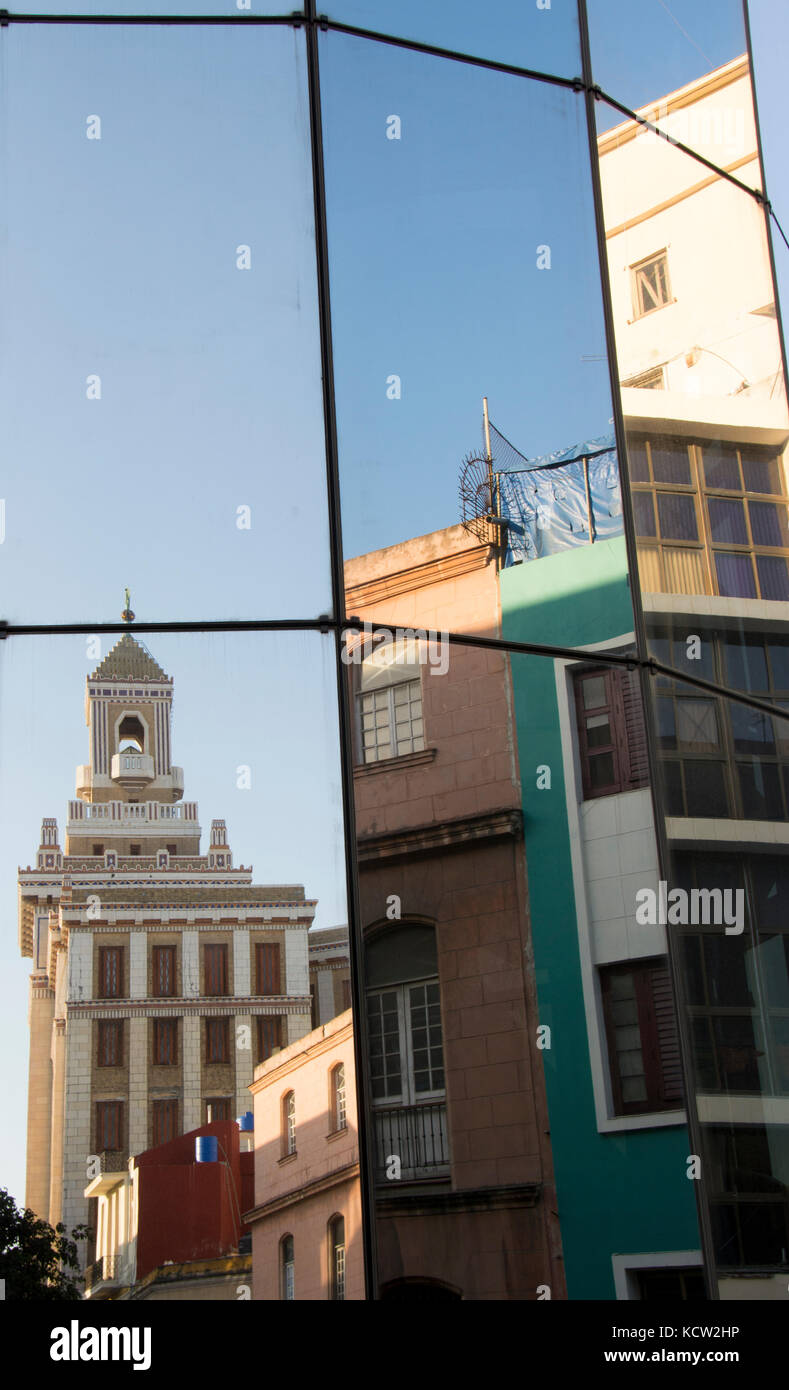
[2,1,788,1209]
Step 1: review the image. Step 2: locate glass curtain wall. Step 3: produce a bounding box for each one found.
[588,0,789,1298]
[1,0,786,1303]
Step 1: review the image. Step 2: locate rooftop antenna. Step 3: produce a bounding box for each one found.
[458,397,508,555]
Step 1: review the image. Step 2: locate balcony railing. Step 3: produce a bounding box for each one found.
[85,1253,117,1294]
[373,1101,449,1182]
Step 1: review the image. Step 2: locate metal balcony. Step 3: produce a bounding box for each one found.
[373,1101,449,1183]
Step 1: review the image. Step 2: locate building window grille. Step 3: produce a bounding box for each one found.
[631,250,672,318]
[98,946,123,999]
[152,945,176,998]
[205,1017,230,1063]
[256,942,281,994]
[204,944,229,996]
[95,1100,124,1153]
[152,1098,178,1147]
[97,1020,123,1068]
[153,1018,178,1066]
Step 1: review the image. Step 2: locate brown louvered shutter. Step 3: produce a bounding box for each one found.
[256,943,281,995]
[650,964,684,1103]
[618,668,650,790]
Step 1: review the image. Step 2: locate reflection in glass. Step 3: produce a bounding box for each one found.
[0,27,330,622]
[7,629,348,1297]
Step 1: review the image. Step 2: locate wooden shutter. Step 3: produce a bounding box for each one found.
[152,1099,178,1147]
[256,943,281,995]
[99,946,123,998]
[205,944,228,996]
[619,668,650,789]
[97,1020,122,1067]
[96,1101,123,1151]
[152,946,176,997]
[650,964,684,1103]
[258,1016,282,1062]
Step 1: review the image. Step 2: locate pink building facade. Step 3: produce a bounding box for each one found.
[246,1010,363,1300]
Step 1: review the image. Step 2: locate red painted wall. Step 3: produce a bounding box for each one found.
[135,1122,250,1283]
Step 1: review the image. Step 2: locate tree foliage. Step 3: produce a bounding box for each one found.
[0,1187,89,1300]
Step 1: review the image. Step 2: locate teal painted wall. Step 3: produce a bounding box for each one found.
[500,538,699,1298]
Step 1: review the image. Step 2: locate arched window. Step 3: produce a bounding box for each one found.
[282,1090,296,1156]
[331,1062,347,1133]
[328,1215,345,1301]
[280,1234,294,1301]
[118,715,145,753]
[366,923,448,1180]
[357,636,424,764]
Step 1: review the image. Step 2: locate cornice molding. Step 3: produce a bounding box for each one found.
[345,542,493,607]
[244,1160,360,1223]
[357,808,523,863]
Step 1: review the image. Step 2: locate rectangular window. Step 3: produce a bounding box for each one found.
[166,843,177,856]
[206,1017,230,1063]
[600,959,683,1116]
[631,250,672,318]
[152,945,177,998]
[92,843,104,856]
[98,946,123,999]
[358,680,424,764]
[632,436,789,600]
[257,1015,282,1063]
[95,1101,124,1153]
[152,1099,178,1147]
[205,1097,231,1122]
[341,977,352,1011]
[256,942,281,995]
[653,631,789,821]
[153,1018,178,1066]
[204,944,229,996]
[97,1020,123,1068]
[574,666,649,800]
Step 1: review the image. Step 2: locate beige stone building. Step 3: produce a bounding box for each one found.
[18,625,315,1257]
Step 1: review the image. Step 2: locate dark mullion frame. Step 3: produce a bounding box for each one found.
[576,0,721,1297]
[304,0,379,1298]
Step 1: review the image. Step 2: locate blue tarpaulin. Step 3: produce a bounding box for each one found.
[495,432,623,567]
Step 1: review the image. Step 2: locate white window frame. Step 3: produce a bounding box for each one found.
[612,1251,703,1300]
[368,977,445,1107]
[631,249,672,319]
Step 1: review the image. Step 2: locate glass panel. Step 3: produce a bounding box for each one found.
[1,26,330,622]
[657,494,698,541]
[707,499,748,545]
[715,553,757,599]
[323,0,581,74]
[702,445,741,491]
[633,491,657,536]
[4,630,350,1273]
[324,32,625,639]
[651,441,691,485]
[582,676,607,710]
[589,0,762,193]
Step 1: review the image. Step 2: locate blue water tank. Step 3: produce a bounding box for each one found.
[237,1111,254,1133]
[195,1135,218,1163]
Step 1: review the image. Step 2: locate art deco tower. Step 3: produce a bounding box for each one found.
[19,618,314,1248]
